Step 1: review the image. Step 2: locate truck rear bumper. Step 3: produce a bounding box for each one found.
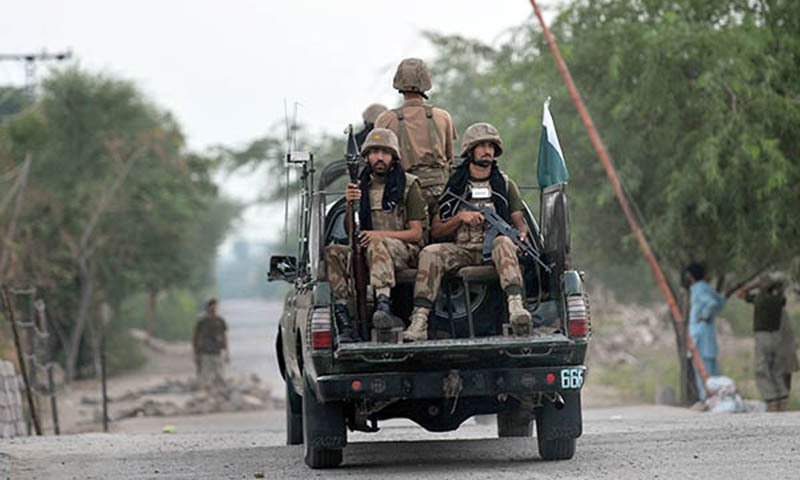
[315,365,586,402]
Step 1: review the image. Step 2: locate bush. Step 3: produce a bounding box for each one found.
[117,288,201,341]
[105,328,146,375]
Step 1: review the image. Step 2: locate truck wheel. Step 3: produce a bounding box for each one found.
[302,376,346,469]
[536,437,576,461]
[497,407,533,437]
[285,380,303,445]
[535,390,581,460]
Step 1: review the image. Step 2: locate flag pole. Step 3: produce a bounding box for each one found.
[528,0,709,394]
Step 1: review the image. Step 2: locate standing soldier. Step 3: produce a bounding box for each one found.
[191,298,229,393]
[355,103,387,150]
[739,271,799,411]
[326,128,427,342]
[375,58,458,214]
[403,123,532,342]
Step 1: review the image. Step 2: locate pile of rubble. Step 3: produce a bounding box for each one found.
[81,374,283,422]
[587,288,674,366]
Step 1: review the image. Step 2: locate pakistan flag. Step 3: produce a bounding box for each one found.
[537,97,569,188]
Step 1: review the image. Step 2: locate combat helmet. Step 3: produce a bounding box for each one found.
[362,103,387,125]
[393,58,432,97]
[360,128,401,159]
[460,122,504,158]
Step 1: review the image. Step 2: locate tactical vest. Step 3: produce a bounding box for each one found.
[368,172,422,245]
[455,174,509,250]
[393,106,449,188]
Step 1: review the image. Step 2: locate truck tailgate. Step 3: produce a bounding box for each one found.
[333,334,585,373]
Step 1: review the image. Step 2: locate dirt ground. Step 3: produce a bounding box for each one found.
[30,299,283,435]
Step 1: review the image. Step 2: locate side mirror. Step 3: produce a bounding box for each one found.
[268,256,297,282]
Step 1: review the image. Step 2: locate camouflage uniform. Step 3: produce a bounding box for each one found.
[375,58,458,214]
[192,314,227,392]
[413,177,525,306]
[325,128,427,306]
[327,238,419,302]
[404,122,531,341]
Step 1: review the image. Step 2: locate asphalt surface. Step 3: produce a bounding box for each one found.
[3,406,800,479]
[3,299,800,479]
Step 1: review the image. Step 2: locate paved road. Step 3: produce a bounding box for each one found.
[3,406,799,479]
[3,300,800,478]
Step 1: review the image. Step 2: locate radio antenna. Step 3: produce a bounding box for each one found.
[283,99,291,247]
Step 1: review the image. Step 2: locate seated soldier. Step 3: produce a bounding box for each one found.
[403,122,532,342]
[325,128,427,342]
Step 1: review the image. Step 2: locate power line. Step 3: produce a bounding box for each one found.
[0,49,73,98]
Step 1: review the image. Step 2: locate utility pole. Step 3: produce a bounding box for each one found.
[0,49,73,98]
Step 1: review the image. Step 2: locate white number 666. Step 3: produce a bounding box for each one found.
[560,368,584,389]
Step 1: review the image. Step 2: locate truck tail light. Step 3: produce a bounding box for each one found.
[566,294,591,339]
[310,308,332,351]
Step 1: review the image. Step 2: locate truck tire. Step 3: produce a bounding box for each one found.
[303,376,346,469]
[535,390,581,460]
[536,437,576,461]
[285,380,303,445]
[497,407,533,437]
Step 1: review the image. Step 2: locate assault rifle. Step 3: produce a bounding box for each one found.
[443,190,552,273]
[344,125,370,339]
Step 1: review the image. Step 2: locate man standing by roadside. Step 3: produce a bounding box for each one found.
[403,123,531,342]
[685,263,726,401]
[739,271,799,411]
[375,58,458,214]
[192,298,229,393]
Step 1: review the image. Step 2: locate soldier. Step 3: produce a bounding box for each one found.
[355,103,387,150]
[375,58,458,214]
[402,122,532,342]
[191,299,229,392]
[739,271,799,411]
[326,128,427,342]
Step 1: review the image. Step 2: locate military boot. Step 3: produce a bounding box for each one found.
[507,294,532,336]
[372,294,394,328]
[333,304,359,343]
[402,307,430,342]
[372,294,404,343]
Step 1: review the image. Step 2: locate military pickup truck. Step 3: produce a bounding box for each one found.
[270,153,590,469]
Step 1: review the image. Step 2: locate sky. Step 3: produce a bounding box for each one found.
[1,0,562,250]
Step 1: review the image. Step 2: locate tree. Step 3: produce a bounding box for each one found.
[0,67,238,380]
[423,0,800,401]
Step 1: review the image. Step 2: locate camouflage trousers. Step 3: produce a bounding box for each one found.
[197,354,225,394]
[326,238,420,303]
[413,236,523,305]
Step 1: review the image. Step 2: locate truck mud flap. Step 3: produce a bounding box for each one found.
[536,390,582,440]
[303,375,347,449]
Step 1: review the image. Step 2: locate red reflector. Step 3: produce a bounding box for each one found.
[569,318,588,337]
[351,380,362,392]
[312,331,331,349]
[546,373,556,384]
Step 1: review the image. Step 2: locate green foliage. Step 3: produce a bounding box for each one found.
[0,66,239,377]
[104,328,146,375]
[0,87,28,123]
[424,0,800,297]
[117,288,200,341]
